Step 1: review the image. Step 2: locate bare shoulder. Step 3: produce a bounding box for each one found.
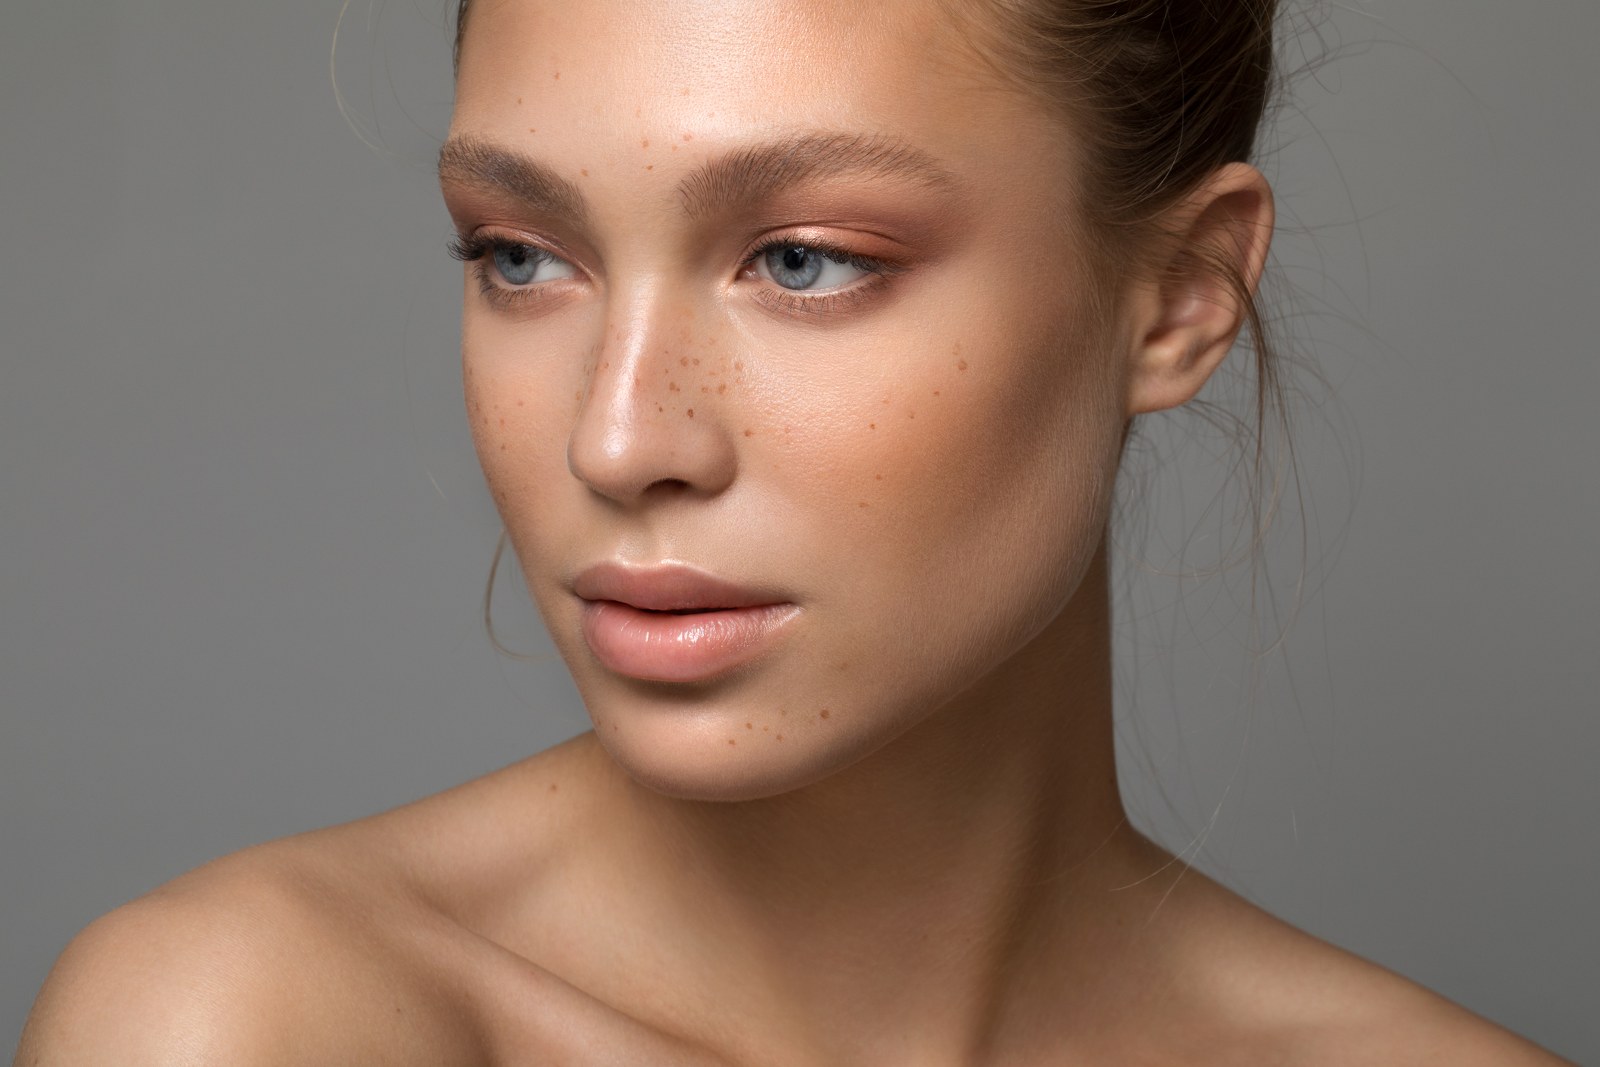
[14,736,605,1067]
[1174,874,1573,1066]
[13,836,484,1066]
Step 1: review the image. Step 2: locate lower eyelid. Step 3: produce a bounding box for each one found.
[752,275,888,316]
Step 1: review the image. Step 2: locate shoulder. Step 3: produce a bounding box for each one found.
[1281,967,1576,1066]
[15,736,608,1066]
[1221,911,1571,1065]
[14,839,486,1066]
[1154,865,1572,1066]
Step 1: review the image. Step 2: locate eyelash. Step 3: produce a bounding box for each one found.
[446,230,900,316]
[447,232,575,313]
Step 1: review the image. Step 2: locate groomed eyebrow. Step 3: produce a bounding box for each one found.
[438,131,961,222]
[676,131,962,219]
[438,136,590,222]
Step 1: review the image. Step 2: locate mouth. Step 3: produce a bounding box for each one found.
[572,562,798,683]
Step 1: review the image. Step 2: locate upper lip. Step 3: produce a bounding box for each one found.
[572,561,789,612]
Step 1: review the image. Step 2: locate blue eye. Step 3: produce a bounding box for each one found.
[758,244,871,291]
[491,242,574,286]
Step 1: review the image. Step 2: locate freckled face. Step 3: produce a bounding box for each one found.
[444,0,1131,800]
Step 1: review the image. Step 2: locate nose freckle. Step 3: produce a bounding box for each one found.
[743,429,754,437]
[820,709,831,720]
[686,409,694,418]
[958,360,968,371]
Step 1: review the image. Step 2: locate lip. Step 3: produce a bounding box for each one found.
[573,562,798,683]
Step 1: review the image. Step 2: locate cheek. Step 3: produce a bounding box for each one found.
[772,307,1125,677]
[461,316,593,534]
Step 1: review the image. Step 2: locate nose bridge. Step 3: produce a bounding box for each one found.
[566,281,736,503]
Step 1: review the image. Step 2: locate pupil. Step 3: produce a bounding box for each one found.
[781,247,808,271]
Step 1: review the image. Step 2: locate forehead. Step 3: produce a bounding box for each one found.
[450,0,1074,192]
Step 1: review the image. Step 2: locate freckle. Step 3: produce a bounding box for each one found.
[933,390,941,396]
[743,429,754,437]
[762,725,770,732]
[700,386,709,394]
[717,383,727,395]
[528,127,537,134]
[671,144,677,152]
[679,356,689,367]
[908,410,916,419]
[953,342,962,355]
[602,362,609,369]
[645,165,653,171]
[668,382,680,392]
[875,474,883,480]
[581,168,589,177]
[642,138,649,148]
[612,723,619,732]
[780,709,788,717]
[858,501,869,508]
[500,444,506,451]
[553,71,560,79]
[549,783,558,792]
[692,358,700,366]
[734,360,744,371]
[498,417,505,427]
[686,408,694,418]
[820,709,830,720]
[869,423,876,430]
[958,360,968,371]
[683,132,694,141]
[776,733,784,741]
[728,739,736,746]
[657,404,664,412]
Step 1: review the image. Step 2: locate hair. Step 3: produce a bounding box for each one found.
[453,0,1299,652]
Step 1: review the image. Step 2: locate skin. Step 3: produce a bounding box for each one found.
[15,2,1574,1064]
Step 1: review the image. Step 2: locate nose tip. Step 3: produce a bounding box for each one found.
[565,345,738,505]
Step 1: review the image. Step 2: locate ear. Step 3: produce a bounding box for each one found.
[1124,163,1275,416]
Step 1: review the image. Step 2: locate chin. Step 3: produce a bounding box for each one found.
[580,684,895,804]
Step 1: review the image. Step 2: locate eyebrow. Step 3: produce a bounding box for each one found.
[676,131,962,218]
[437,137,590,222]
[437,131,961,222]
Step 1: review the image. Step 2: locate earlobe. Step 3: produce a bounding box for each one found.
[1125,163,1275,416]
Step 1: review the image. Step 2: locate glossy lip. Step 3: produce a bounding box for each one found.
[572,562,799,683]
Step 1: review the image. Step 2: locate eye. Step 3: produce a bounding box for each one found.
[754,244,872,291]
[448,232,578,290]
[488,241,576,287]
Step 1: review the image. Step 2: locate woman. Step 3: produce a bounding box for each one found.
[15,0,1573,1063]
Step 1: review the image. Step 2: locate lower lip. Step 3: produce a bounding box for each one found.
[580,600,799,683]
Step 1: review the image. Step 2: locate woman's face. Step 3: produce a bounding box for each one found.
[443,0,1134,800]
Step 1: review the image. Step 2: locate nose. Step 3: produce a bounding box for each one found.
[566,293,738,505]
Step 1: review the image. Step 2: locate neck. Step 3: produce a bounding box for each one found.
[574,544,1172,1063]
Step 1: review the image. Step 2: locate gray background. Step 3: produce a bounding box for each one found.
[3,1,1595,1060]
